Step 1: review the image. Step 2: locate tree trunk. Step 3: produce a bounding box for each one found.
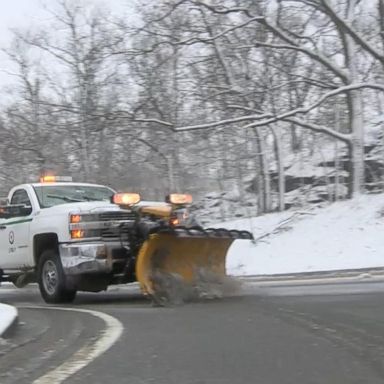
[270,126,285,211]
[349,127,365,196]
[254,127,271,213]
[167,155,176,192]
[345,0,365,196]
[346,90,365,197]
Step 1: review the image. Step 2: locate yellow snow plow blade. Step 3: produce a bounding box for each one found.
[136,233,235,296]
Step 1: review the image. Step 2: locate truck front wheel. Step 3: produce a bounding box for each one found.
[38,249,77,303]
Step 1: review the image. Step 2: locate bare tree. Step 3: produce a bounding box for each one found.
[143,0,384,197]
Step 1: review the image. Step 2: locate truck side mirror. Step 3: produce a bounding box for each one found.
[19,205,32,216]
[0,204,32,219]
[0,208,9,219]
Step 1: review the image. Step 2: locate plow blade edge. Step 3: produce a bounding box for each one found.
[135,232,236,296]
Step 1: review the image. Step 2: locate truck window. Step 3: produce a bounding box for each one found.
[10,189,32,206]
[33,185,115,208]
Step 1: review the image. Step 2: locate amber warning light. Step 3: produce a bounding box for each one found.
[169,217,179,226]
[112,193,141,206]
[71,229,84,239]
[166,194,193,205]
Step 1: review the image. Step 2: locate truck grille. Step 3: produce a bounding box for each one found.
[99,211,136,221]
[69,210,136,241]
[101,228,118,239]
[101,228,129,240]
[99,211,135,241]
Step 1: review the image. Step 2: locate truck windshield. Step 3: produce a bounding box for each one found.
[34,185,115,208]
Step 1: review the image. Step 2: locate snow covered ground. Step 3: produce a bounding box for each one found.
[220,193,384,276]
[0,303,18,337]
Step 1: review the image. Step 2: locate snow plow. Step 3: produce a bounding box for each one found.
[0,179,253,304]
[116,193,254,302]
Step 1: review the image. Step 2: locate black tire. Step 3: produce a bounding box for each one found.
[37,249,77,304]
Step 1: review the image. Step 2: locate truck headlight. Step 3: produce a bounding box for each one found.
[70,214,82,223]
[60,243,107,259]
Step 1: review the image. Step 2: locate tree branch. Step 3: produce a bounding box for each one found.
[193,1,350,82]
[321,0,384,64]
[282,117,351,143]
[175,83,384,132]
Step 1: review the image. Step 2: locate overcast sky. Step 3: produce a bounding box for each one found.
[0,0,132,94]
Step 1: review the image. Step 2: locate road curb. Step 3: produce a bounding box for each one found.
[239,267,384,283]
[0,303,18,338]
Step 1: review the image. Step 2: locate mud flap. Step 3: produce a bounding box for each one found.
[135,233,235,296]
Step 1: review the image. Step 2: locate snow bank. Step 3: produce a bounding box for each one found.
[223,194,384,276]
[0,303,18,337]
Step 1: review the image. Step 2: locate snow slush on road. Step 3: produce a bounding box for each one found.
[150,268,243,306]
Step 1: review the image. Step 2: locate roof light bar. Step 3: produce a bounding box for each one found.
[40,175,73,183]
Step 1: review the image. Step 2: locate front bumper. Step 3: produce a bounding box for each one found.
[59,242,128,275]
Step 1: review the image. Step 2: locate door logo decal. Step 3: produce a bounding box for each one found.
[9,231,14,244]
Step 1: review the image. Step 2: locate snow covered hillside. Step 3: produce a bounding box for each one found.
[221,193,384,276]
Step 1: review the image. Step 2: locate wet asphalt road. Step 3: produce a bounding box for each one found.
[2,278,384,383]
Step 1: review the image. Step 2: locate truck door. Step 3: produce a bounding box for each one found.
[0,217,9,269]
[0,189,33,270]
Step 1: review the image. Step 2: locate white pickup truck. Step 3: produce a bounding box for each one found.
[0,178,140,303]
